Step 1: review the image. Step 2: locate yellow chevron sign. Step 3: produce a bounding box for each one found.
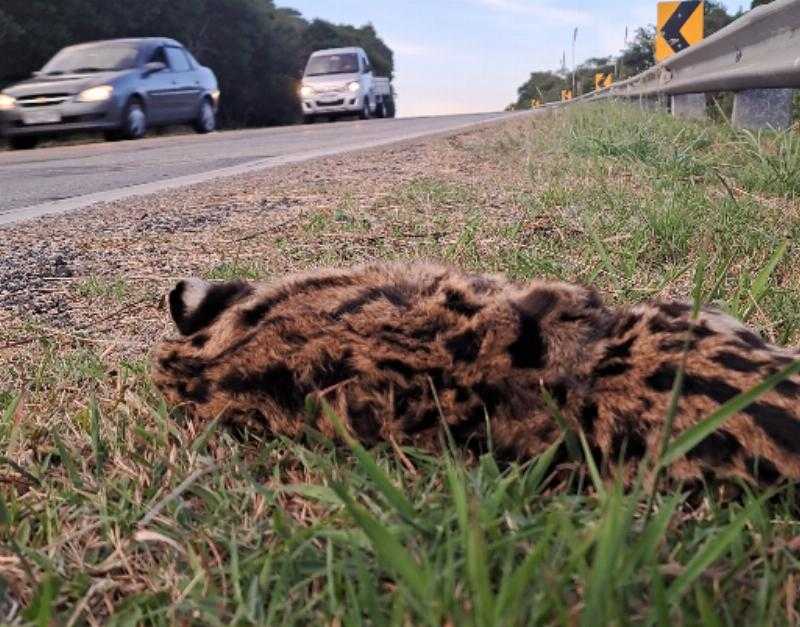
[595,73,605,90]
[595,73,614,90]
[656,1,704,62]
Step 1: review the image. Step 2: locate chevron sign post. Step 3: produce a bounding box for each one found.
[656,1,704,62]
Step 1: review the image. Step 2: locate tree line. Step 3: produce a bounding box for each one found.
[0,0,394,128]
[512,0,773,109]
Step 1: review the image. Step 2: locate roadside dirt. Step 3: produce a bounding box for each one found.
[0,117,533,374]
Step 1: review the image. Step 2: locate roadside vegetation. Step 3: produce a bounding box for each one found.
[1,104,799,624]
[512,0,774,108]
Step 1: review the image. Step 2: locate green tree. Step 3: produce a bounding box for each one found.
[619,26,656,78]
[705,0,742,35]
[513,71,567,108]
[575,56,615,95]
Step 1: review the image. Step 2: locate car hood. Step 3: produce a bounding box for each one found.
[302,73,360,92]
[3,70,131,97]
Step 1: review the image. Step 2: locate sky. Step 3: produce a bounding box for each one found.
[286,0,745,118]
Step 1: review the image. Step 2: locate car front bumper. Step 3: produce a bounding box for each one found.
[302,93,363,116]
[0,99,123,137]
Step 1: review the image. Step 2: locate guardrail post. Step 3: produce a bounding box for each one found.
[671,94,706,120]
[732,89,794,130]
[639,96,663,111]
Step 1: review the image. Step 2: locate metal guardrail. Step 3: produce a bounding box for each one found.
[560,0,800,129]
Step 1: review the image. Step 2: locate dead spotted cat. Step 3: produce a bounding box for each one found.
[152,262,800,486]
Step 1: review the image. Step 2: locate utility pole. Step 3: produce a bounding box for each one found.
[572,27,578,96]
[618,26,628,79]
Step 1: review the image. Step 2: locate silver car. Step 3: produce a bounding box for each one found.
[0,37,220,149]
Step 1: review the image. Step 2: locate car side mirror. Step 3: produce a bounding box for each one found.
[143,61,166,77]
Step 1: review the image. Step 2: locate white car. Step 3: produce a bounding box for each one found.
[299,47,396,123]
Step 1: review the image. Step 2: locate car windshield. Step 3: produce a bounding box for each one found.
[41,44,139,75]
[305,53,359,76]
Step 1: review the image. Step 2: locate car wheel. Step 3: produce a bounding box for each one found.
[9,136,38,150]
[384,97,397,118]
[112,99,147,141]
[303,115,316,125]
[359,98,371,120]
[193,99,216,134]
[375,99,386,119]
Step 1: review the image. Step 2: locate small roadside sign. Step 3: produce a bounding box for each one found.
[656,1,704,62]
[594,73,605,90]
[594,73,614,91]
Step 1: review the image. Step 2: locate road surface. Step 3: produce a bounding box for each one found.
[0,112,528,226]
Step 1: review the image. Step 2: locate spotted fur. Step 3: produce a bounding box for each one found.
[152,263,800,487]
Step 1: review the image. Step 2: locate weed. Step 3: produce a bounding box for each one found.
[205,261,268,281]
[75,276,128,301]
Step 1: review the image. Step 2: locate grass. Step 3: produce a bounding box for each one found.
[74,277,129,301]
[2,103,800,624]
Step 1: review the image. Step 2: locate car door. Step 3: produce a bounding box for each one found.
[141,46,175,123]
[361,54,374,105]
[164,46,200,121]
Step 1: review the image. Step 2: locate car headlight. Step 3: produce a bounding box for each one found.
[0,94,16,111]
[300,85,314,98]
[347,81,361,93]
[76,85,114,103]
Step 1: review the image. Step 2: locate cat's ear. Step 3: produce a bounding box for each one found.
[168,279,251,336]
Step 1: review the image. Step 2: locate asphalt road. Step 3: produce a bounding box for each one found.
[0,111,527,225]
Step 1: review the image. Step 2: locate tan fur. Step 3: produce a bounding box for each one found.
[152,262,800,486]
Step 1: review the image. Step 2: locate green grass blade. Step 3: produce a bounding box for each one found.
[190,415,223,454]
[466,503,495,626]
[90,399,106,478]
[22,574,61,627]
[581,486,625,626]
[695,585,723,627]
[666,501,756,603]
[280,484,342,506]
[577,429,605,498]
[52,431,83,489]
[620,493,681,580]
[495,521,555,621]
[521,437,564,496]
[660,359,800,468]
[540,385,581,462]
[743,240,788,320]
[321,401,417,524]
[0,394,20,445]
[446,461,495,626]
[330,481,432,607]
[655,251,708,462]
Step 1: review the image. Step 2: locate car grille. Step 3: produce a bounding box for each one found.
[317,99,345,107]
[17,94,71,108]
